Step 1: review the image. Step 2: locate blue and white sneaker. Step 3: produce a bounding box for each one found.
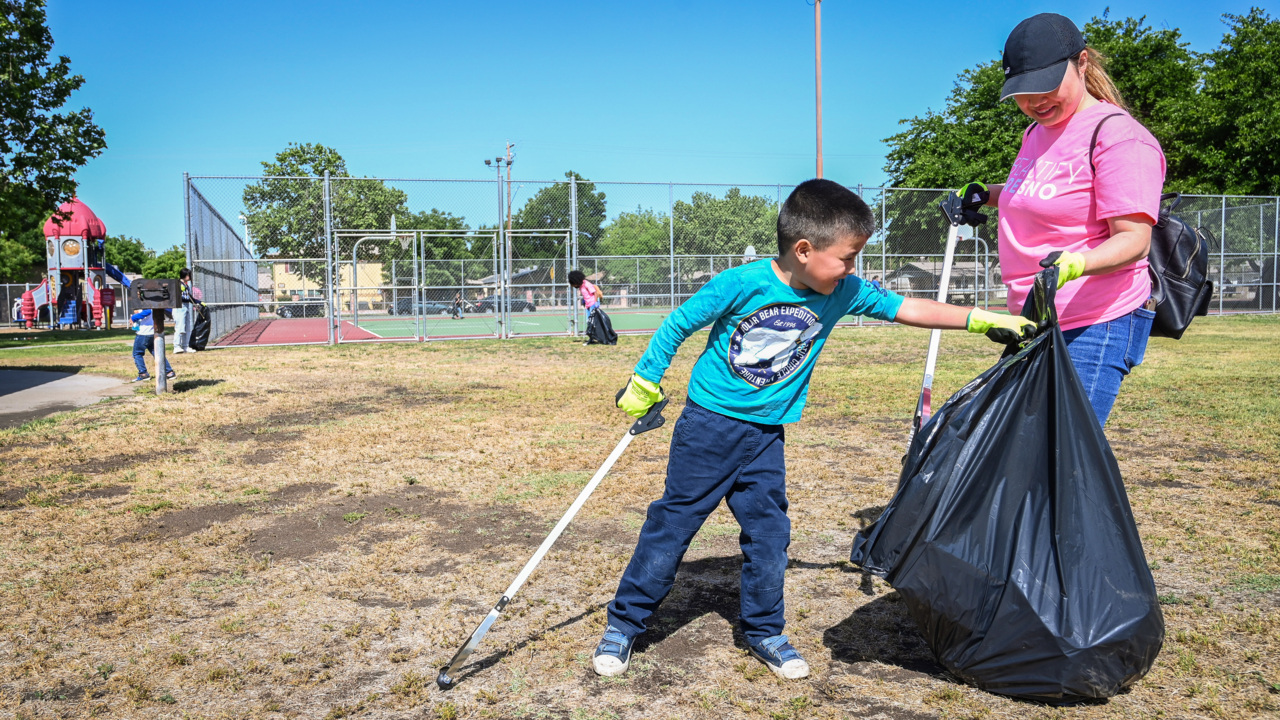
[748,634,810,679]
[592,624,635,677]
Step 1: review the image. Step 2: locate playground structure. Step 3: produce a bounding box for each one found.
[20,198,130,330]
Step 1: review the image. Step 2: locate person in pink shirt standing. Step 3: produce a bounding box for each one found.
[569,270,603,319]
[957,12,1164,428]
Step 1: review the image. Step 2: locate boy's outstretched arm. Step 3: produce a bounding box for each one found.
[894,298,1036,344]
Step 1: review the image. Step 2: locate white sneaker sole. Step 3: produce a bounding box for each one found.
[752,653,810,679]
[592,654,630,677]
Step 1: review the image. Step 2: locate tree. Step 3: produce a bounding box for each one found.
[0,184,45,281]
[673,188,777,258]
[242,143,408,288]
[510,171,607,256]
[0,234,38,281]
[1181,9,1280,195]
[141,245,186,279]
[595,207,672,286]
[0,1,106,242]
[104,235,152,274]
[394,208,472,288]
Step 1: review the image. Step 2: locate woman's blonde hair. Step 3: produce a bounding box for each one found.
[1072,47,1129,112]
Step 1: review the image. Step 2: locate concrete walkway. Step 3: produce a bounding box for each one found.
[0,370,131,430]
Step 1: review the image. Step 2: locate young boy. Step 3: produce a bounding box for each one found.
[130,308,177,383]
[593,179,1033,679]
[568,270,602,318]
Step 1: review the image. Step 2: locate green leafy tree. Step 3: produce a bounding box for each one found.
[0,233,39,281]
[596,207,672,285]
[242,143,408,288]
[510,171,606,257]
[0,1,106,244]
[1181,9,1280,195]
[104,235,152,275]
[393,208,473,290]
[141,245,186,279]
[673,188,777,258]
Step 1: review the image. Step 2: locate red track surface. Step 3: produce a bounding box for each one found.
[213,319,379,347]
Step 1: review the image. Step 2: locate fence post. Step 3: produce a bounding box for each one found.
[324,171,335,345]
[881,187,887,309]
[183,173,193,284]
[570,177,578,336]
[669,182,676,312]
[1220,196,1226,315]
[1274,196,1278,313]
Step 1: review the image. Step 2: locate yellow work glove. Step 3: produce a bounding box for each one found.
[617,375,665,419]
[967,309,1037,345]
[1039,251,1086,289]
[954,181,990,210]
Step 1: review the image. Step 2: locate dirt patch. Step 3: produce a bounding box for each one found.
[61,485,131,502]
[245,489,546,562]
[69,447,198,475]
[1134,478,1202,489]
[119,482,333,543]
[0,486,34,506]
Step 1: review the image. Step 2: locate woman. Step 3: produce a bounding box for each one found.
[960,13,1165,427]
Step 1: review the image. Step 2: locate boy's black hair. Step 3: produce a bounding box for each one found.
[179,267,192,280]
[777,179,876,256]
[568,269,585,287]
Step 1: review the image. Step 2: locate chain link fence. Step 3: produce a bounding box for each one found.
[182,175,1280,347]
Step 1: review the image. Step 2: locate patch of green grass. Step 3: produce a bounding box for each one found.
[0,328,137,349]
[129,501,173,516]
[188,572,254,595]
[342,512,367,524]
[1233,573,1280,593]
[495,471,591,503]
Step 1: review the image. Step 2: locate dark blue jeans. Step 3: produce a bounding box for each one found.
[607,401,790,643]
[1062,306,1155,427]
[132,334,172,376]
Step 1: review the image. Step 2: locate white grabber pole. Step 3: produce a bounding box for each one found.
[437,392,670,690]
[909,193,984,445]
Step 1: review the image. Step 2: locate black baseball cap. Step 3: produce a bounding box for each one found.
[1000,13,1086,101]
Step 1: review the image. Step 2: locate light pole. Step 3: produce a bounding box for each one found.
[485,143,516,337]
[815,0,823,178]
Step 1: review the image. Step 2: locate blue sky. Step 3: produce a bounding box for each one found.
[47,0,1256,251]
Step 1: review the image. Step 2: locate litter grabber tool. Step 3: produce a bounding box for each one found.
[436,391,670,690]
[908,193,987,446]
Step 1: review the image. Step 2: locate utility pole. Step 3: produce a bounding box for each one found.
[815,0,824,178]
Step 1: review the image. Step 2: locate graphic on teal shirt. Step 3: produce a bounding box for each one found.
[727,304,822,387]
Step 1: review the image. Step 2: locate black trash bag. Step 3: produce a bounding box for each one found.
[190,304,212,351]
[850,268,1163,703]
[585,308,617,345]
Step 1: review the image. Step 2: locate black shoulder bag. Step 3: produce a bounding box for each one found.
[1090,114,1213,339]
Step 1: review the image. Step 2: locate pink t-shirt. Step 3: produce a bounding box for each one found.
[579,279,599,307]
[997,101,1166,331]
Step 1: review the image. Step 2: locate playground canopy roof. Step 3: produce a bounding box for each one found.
[43,198,106,240]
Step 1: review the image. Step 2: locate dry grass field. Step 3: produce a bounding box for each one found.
[1,315,1277,720]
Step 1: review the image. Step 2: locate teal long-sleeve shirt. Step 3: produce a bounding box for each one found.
[634,259,904,424]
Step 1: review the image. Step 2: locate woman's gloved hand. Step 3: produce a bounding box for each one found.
[1040,251,1087,289]
[954,182,990,210]
[967,309,1037,345]
[617,375,665,419]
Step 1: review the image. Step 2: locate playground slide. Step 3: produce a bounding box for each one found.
[104,262,131,288]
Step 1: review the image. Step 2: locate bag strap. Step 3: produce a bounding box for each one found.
[1088,112,1125,173]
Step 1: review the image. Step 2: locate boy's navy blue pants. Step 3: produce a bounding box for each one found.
[606,401,789,644]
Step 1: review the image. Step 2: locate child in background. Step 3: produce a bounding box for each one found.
[568,270,602,319]
[130,308,176,382]
[592,179,1036,680]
